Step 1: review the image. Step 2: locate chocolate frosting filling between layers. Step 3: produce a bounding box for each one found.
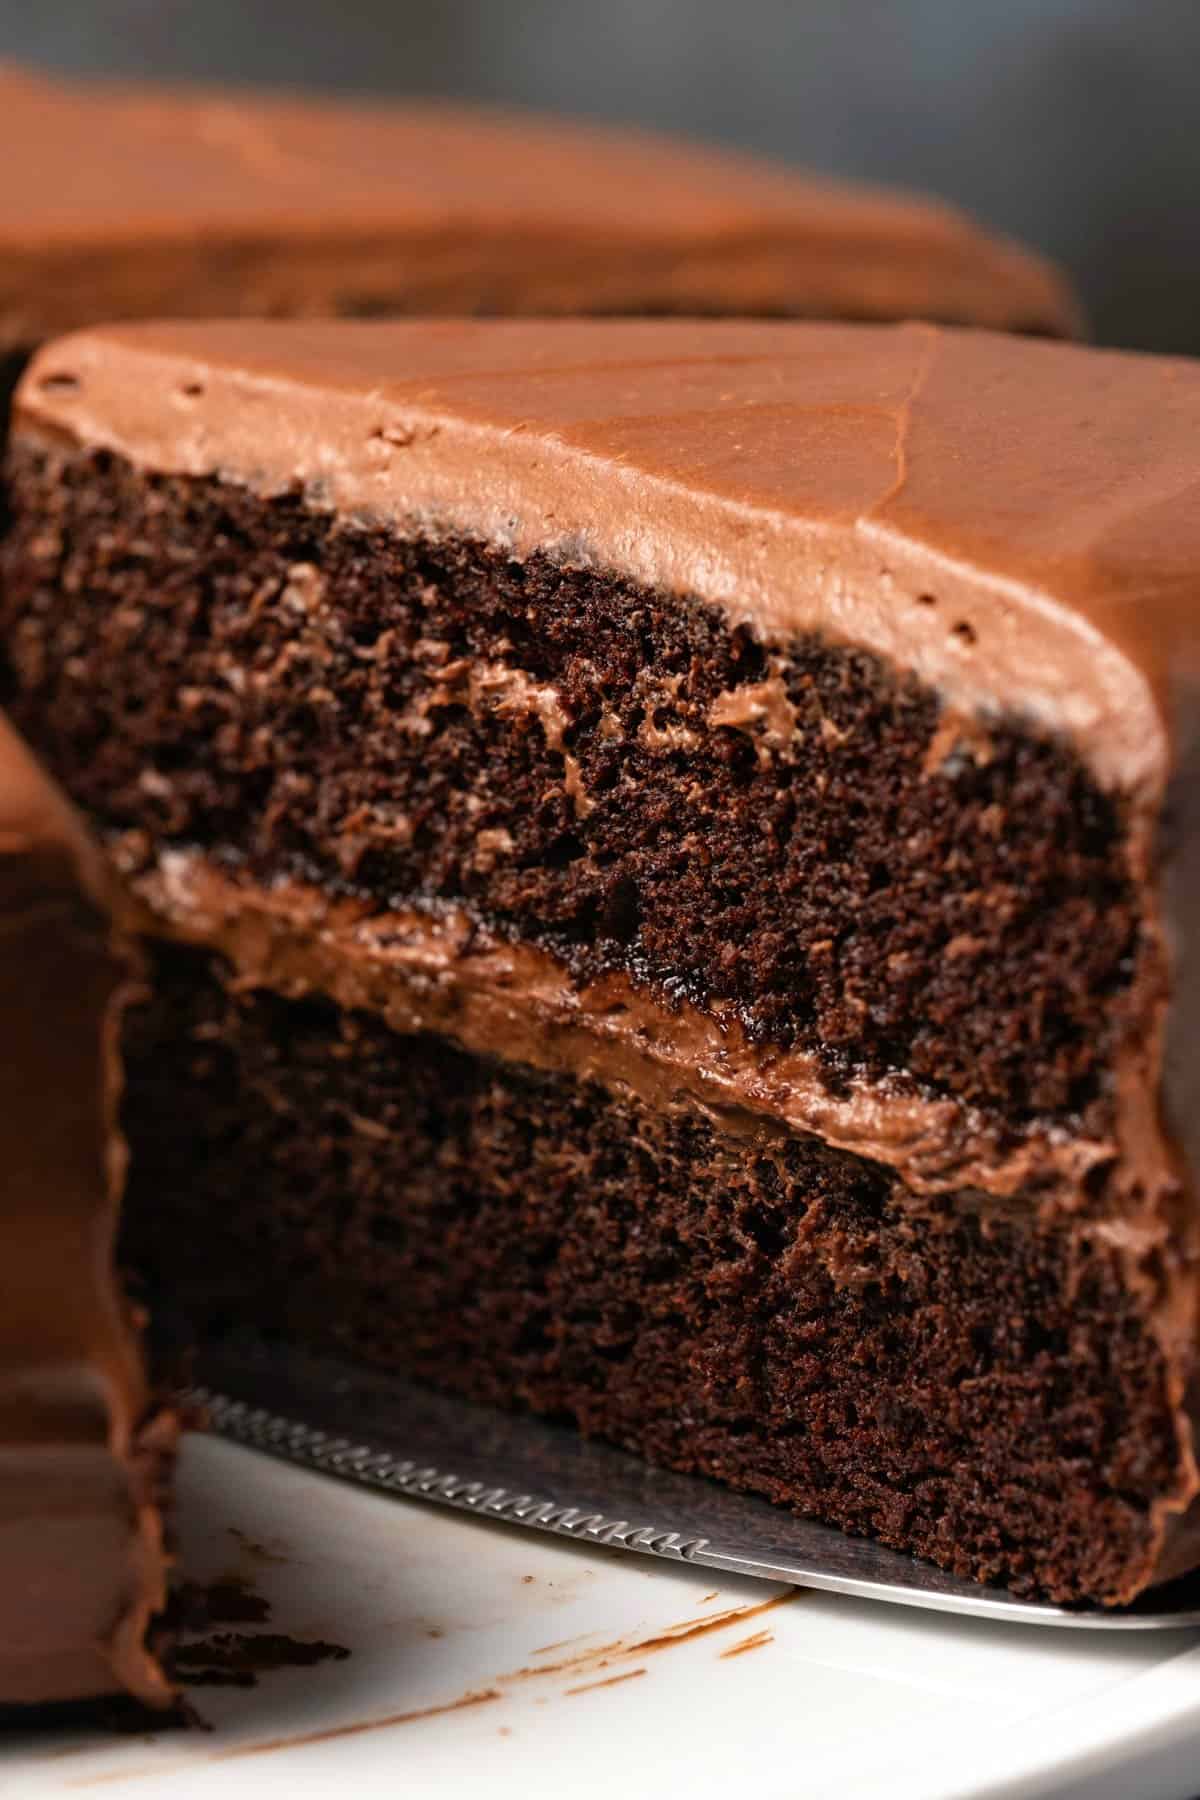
[0,718,174,1708]
[0,63,1078,342]
[122,852,1131,1208]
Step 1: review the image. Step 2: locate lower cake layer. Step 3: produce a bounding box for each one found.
[121,941,1195,1606]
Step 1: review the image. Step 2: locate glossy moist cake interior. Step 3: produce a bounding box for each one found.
[2,439,1190,1606]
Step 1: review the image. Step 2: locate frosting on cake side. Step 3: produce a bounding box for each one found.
[0,718,174,1708]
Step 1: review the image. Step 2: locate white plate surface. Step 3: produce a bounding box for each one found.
[6,1432,1200,1800]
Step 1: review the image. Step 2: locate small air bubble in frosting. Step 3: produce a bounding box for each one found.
[372,421,418,449]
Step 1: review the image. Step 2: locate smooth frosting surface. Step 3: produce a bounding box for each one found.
[0,63,1077,337]
[0,717,173,1707]
[20,317,1200,795]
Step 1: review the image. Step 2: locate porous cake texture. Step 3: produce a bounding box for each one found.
[4,317,1199,1607]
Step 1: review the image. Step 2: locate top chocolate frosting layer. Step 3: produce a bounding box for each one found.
[0,63,1077,340]
[19,316,1200,798]
[0,717,173,1707]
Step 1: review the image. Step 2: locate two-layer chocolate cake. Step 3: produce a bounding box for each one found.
[5,317,1199,1614]
[0,63,1090,1711]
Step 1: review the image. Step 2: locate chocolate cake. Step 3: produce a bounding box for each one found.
[0,716,175,1708]
[0,61,1079,359]
[4,316,1199,1608]
[0,61,1085,1717]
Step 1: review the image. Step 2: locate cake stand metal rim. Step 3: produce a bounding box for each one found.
[185,1345,1200,1633]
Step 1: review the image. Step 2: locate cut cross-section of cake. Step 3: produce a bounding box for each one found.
[0,715,176,1710]
[4,317,1198,1606]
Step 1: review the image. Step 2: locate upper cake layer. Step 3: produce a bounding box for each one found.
[18,317,1200,795]
[0,717,173,1708]
[0,64,1077,339]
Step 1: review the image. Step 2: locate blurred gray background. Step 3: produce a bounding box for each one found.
[5,0,1198,354]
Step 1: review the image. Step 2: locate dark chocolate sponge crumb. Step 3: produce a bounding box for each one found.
[0,443,1140,1131]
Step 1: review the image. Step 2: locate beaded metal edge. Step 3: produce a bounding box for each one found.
[193,1385,712,1563]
